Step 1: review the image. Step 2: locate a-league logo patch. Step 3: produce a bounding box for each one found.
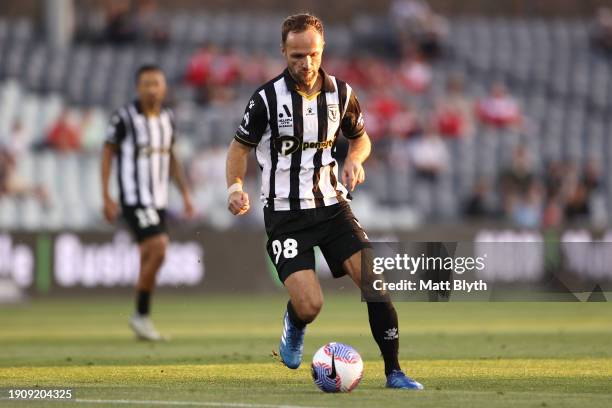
[328,104,339,122]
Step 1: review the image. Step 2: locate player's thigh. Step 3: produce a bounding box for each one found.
[140,233,169,260]
[264,207,319,284]
[267,235,316,282]
[319,203,370,281]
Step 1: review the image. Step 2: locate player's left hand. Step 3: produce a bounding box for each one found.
[183,193,195,219]
[342,159,365,192]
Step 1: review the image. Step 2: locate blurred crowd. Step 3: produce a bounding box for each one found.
[90,0,169,45]
[466,146,606,228]
[1,0,610,230]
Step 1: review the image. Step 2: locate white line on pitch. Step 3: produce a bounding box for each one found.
[0,399,321,408]
[73,399,322,408]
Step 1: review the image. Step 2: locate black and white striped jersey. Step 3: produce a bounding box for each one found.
[234,68,366,211]
[105,101,175,209]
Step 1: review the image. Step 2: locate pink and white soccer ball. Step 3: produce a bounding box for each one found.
[311,342,364,392]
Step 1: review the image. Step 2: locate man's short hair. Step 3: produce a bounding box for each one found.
[135,64,164,83]
[281,13,324,44]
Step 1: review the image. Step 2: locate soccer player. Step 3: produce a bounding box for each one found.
[101,65,194,341]
[225,14,423,389]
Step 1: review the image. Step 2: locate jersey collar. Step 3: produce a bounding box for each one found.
[283,67,336,94]
[133,100,167,117]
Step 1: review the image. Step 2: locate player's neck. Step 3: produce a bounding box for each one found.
[296,74,322,97]
[140,102,162,117]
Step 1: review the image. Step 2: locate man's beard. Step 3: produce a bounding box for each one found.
[290,67,316,87]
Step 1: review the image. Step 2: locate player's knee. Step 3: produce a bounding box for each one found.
[142,235,167,264]
[152,236,168,262]
[298,296,323,323]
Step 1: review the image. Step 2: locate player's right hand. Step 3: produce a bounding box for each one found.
[103,197,119,223]
[228,191,250,215]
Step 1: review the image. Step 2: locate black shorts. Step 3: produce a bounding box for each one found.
[122,206,167,243]
[264,201,370,283]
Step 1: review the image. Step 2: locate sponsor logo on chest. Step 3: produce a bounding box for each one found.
[278,104,293,129]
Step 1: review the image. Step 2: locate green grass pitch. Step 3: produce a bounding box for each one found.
[0,294,611,407]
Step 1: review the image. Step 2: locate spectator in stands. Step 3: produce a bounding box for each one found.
[564,159,606,223]
[41,109,81,152]
[510,181,543,228]
[398,52,432,94]
[337,56,372,89]
[368,90,403,141]
[476,82,523,129]
[564,185,589,222]
[185,44,215,88]
[582,159,608,225]
[583,159,603,194]
[365,58,396,90]
[134,0,168,45]
[240,51,271,85]
[542,195,564,229]
[0,144,49,207]
[544,160,565,200]
[104,0,137,44]
[390,102,422,139]
[417,6,448,60]
[590,7,612,55]
[463,178,495,218]
[408,121,449,216]
[542,160,566,228]
[185,45,240,106]
[4,119,27,159]
[500,145,535,216]
[409,121,449,181]
[390,0,448,59]
[434,75,474,139]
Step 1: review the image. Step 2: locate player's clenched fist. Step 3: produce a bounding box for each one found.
[342,159,366,192]
[228,190,250,215]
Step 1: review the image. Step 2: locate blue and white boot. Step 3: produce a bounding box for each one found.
[385,370,424,390]
[279,311,305,369]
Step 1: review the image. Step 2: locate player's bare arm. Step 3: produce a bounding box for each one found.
[226,139,252,216]
[342,132,372,191]
[169,147,195,218]
[101,143,118,223]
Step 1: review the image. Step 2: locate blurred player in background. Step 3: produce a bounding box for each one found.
[101,65,194,341]
[226,14,423,389]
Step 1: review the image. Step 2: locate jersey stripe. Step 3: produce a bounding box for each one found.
[124,107,142,205]
[312,91,327,207]
[289,91,303,210]
[264,82,279,211]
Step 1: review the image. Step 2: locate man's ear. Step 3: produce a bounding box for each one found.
[280,43,286,57]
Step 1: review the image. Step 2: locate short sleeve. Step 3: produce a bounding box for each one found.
[105,112,126,145]
[340,91,366,139]
[234,92,268,147]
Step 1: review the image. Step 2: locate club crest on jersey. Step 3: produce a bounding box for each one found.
[328,104,339,122]
[274,135,300,156]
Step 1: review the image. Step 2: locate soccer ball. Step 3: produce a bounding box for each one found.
[311,342,364,392]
